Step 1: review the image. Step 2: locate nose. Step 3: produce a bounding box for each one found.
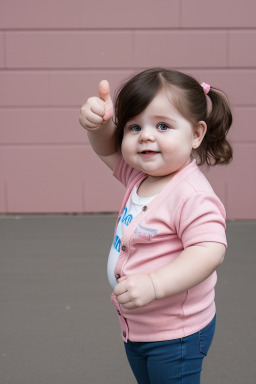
[139,127,155,143]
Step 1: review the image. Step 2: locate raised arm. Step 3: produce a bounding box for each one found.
[79,80,120,170]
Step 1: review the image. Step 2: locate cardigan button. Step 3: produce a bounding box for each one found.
[117,310,121,316]
[121,245,127,251]
[123,331,127,338]
[116,273,121,280]
[142,206,147,211]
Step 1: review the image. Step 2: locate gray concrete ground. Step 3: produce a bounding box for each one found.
[0,215,255,384]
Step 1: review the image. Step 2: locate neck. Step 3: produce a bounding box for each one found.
[137,158,194,198]
[137,174,173,198]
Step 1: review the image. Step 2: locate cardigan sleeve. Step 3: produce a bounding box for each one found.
[113,156,143,187]
[177,191,227,249]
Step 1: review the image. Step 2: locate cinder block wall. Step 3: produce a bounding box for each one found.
[0,0,255,219]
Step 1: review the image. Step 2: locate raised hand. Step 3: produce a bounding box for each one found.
[79,80,114,131]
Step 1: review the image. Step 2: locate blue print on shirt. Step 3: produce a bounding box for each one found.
[113,206,133,252]
[121,206,133,226]
[113,235,121,252]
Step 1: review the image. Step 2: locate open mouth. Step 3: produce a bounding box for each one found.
[139,150,159,157]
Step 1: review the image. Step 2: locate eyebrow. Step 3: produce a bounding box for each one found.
[152,115,176,123]
[125,115,176,126]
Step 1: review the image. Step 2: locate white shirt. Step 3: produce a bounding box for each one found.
[107,184,156,289]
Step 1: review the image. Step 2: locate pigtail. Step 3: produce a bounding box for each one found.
[197,87,233,166]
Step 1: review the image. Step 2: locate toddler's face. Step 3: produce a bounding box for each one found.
[121,91,198,179]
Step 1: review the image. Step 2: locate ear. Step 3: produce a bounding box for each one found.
[192,121,207,149]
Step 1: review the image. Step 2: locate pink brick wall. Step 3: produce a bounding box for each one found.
[0,0,256,219]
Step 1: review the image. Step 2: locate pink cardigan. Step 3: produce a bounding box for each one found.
[111,158,227,342]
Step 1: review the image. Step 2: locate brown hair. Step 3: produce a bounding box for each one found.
[114,68,233,166]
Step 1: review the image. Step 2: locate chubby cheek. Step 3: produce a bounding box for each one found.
[121,139,133,163]
[162,140,193,165]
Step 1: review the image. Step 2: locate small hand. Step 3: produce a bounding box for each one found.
[79,80,114,130]
[114,274,156,309]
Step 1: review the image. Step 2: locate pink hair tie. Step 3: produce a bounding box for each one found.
[201,82,210,95]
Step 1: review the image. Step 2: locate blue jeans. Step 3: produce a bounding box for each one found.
[124,315,216,384]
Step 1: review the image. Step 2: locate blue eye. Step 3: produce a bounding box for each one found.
[157,123,170,131]
[131,125,141,132]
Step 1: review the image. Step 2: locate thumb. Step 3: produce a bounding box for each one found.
[98,80,113,121]
[98,80,111,103]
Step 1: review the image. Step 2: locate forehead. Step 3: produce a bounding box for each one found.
[141,90,183,119]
